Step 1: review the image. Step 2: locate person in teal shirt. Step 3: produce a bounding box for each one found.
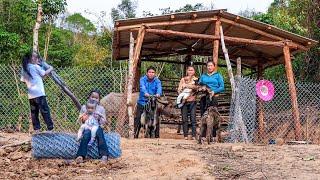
[199,61,224,140]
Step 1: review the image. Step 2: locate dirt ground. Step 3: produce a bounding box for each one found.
[1,131,320,180]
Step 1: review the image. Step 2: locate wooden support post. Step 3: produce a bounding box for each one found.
[219,26,235,92]
[127,32,135,139]
[257,61,266,143]
[213,19,221,68]
[234,57,249,143]
[236,57,241,76]
[283,44,302,140]
[132,26,146,77]
[122,26,146,137]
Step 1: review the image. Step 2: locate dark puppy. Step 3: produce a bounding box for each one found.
[198,106,222,144]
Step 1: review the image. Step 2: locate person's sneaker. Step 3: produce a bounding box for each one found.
[101,156,108,163]
[88,138,95,146]
[75,156,83,164]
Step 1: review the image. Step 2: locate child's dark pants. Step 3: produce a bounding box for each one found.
[29,96,53,131]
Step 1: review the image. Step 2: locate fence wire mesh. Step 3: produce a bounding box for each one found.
[0,65,128,136]
[2,64,320,143]
[229,76,320,144]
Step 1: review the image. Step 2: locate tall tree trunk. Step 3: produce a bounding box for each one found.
[309,0,320,82]
[33,0,42,54]
[43,21,52,60]
[301,0,320,82]
[32,0,81,111]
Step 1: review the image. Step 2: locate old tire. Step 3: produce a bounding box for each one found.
[32,132,121,159]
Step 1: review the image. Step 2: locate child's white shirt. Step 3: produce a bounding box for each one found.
[20,64,46,99]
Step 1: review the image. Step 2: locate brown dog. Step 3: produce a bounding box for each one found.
[198,106,222,144]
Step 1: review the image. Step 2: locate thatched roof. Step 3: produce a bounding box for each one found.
[112,9,317,69]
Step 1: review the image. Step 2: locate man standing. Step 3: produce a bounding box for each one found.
[134,66,162,138]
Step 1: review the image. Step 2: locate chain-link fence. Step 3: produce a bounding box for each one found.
[229,76,320,144]
[0,65,128,135]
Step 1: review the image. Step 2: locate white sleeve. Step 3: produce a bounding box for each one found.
[35,65,46,77]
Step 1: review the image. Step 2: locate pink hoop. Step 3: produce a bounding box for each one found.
[256,80,275,101]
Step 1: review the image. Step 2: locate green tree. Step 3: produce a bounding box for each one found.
[41,0,67,60]
[111,0,137,22]
[175,3,204,13]
[252,0,319,82]
[0,0,36,62]
[0,28,22,63]
[238,8,262,18]
[42,0,67,22]
[73,36,109,67]
[0,0,68,64]
[66,13,96,34]
[160,3,204,15]
[43,27,75,67]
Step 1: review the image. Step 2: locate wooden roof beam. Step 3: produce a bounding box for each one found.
[146,28,299,48]
[219,17,308,51]
[146,28,216,40]
[116,17,218,31]
[224,16,240,35]
[141,58,236,67]
[177,13,203,49]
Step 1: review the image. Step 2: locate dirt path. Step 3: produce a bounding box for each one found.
[1,132,320,179]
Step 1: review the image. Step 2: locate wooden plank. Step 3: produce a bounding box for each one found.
[116,17,218,31]
[132,26,146,76]
[224,36,291,47]
[283,44,302,140]
[213,19,221,68]
[146,28,218,40]
[145,28,298,48]
[220,17,307,51]
[127,32,135,139]
[224,16,240,35]
[220,26,235,92]
[120,26,146,136]
[257,61,266,143]
[236,57,241,76]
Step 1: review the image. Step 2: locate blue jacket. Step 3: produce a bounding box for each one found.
[137,75,162,105]
[199,72,224,93]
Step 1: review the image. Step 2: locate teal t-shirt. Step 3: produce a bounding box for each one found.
[199,72,225,93]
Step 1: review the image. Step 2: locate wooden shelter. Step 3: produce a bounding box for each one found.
[112,9,318,139]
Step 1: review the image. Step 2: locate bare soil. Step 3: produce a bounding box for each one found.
[1,132,320,180]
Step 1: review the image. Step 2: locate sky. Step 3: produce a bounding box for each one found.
[65,0,274,27]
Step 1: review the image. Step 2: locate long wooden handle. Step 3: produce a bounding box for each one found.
[40,61,82,111]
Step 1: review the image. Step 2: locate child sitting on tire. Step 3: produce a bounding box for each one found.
[77,99,103,146]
